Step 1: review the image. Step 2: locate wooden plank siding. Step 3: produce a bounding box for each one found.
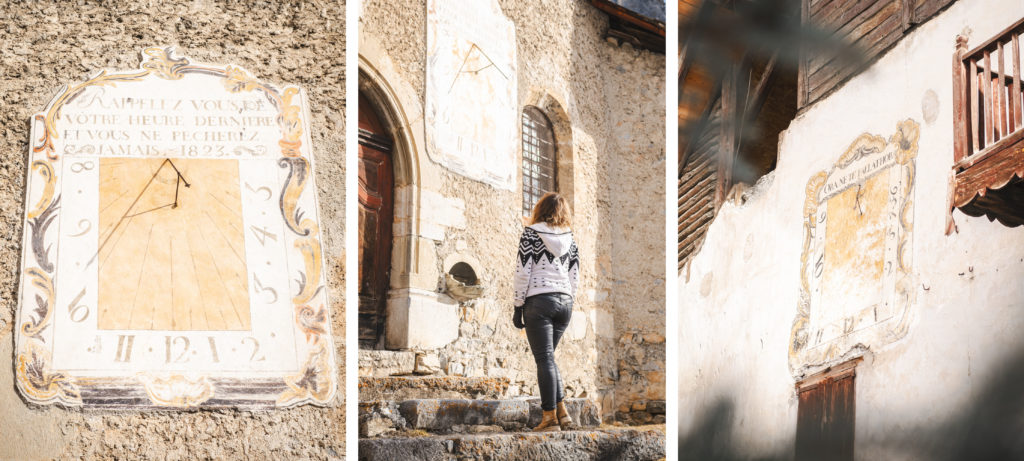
[799,0,956,108]
[678,101,721,270]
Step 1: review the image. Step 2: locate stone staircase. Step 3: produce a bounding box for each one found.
[358,376,666,460]
[358,426,667,461]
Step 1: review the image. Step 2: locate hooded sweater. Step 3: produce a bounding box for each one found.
[513,222,580,307]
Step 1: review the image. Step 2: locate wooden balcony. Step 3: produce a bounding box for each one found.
[949,18,1024,233]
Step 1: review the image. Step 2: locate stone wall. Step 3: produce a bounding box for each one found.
[359,0,665,422]
[0,1,346,459]
[679,0,1024,457]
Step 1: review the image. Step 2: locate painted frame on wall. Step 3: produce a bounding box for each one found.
[14,47,336,409]
[789,119,920,377]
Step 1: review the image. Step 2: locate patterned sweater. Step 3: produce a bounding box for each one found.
[513,222,580,307]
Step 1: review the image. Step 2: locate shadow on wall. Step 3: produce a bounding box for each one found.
[679,346,1024,460]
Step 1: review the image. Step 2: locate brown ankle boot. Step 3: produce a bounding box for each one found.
[533,409,562,432]
[556,401,575,430]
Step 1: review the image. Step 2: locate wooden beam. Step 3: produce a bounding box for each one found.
[747,53,779,119]
[971,58,980,153]
[952,35,969,164]
[798,0,810,108]
[1013,32,1022,131]
[716,62,740,210]
[984,51,993,148]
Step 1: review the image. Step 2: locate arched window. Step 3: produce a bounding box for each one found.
[521,106,557,216]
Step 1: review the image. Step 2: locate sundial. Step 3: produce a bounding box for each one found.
[426,0,518,189]
[789,119,919,376]
[14,47,336,408]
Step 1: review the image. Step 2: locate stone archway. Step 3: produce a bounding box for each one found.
[359,42,461,350]
[523,90,575,209]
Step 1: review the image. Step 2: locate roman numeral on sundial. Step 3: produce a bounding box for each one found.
[114,334,135,362]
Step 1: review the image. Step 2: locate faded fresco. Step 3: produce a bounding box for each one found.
[425,0,518,190]
[14,47,335,409]
[790,119,919,376]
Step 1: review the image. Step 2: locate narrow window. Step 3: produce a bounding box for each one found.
[796,361,857,461]
[521,106,557,216]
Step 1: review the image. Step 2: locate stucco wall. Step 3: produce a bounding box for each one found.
[0,1,346,459]
[679,0,1024,458]
[359,0,665,420]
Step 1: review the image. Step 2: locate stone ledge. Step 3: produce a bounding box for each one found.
[357,426,666,461]
[359,376,510,401]
[399,398,601,432]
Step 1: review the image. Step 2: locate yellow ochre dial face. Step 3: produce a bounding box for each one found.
[97,158,251,331]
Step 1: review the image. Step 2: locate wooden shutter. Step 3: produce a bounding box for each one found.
[799,0,956,108]
[796,362,857,461]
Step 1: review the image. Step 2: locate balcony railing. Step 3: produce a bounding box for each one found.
[949,18,1024,232]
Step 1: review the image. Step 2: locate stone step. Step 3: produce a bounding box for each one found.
[360,398,601,437]
[401,398,601,432]
[359,376,509,401]
[357,426,667,461]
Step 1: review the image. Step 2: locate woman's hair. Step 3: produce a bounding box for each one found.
[529,192,572,228]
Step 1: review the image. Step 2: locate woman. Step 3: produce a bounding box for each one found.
[512,192,581,432]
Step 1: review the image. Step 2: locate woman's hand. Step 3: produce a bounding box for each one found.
[513,305,525,329]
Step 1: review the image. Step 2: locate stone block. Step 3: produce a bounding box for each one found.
[418,188,466,241]
[567,310,588,340]
[414,353,443,375]
[359,401,408,438]
[386,288,459,350]
[358,350,416,377]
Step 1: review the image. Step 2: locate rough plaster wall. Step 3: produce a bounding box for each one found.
[359,0,665,418]
[678,0,1024,458]
[604,40,667,418]
[0,1,346,459]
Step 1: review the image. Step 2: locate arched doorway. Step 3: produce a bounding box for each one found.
[358,91,394,348]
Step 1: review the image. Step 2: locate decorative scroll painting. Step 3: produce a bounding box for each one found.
[426,0,518,190]
[14,47,336,408]
[789,119,920,377]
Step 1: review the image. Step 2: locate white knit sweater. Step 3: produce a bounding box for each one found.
[512,222,580,307]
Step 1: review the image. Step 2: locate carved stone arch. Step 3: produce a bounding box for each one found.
[523,89,575,210]
[360,34,459,350]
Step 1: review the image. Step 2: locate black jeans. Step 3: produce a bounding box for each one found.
[523,292,573,411]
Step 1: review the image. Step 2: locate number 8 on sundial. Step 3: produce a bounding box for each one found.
[13,47,336,409]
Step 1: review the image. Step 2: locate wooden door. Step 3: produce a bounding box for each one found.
[358,92,394,348]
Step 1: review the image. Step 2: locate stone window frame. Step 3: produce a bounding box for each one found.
[521,91,575,219]
[521,106,558,215]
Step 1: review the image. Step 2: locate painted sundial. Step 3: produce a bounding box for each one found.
[789,119,920,376]
[14,47,336,408]
[426,0,518,190]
